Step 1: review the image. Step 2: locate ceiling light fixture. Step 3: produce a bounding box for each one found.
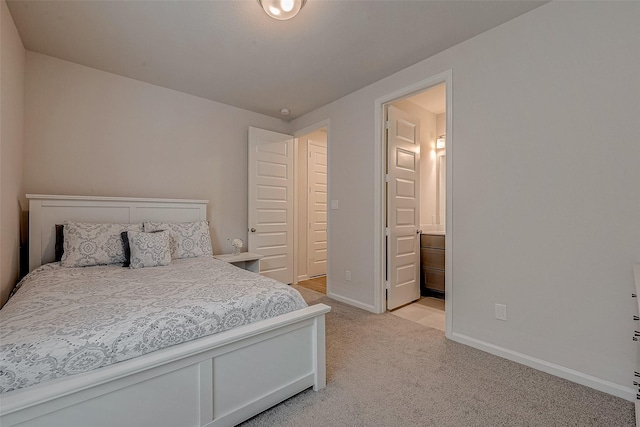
[258,0,306,21]
[280,108,290,116]
[436,135,446,149]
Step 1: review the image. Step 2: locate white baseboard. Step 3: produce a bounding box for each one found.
[297,275,309,283]
[451,332,635,402]
[326,292,376,313]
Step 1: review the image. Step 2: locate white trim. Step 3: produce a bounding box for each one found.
[373,70,454,330]
[327,291,376,313]
[26,194,208,204]
[298,274,310,282]
[293,137,299,284]
[451,332,635,402]
[444,71,454,339]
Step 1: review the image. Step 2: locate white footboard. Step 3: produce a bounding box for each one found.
[0,304,331,427]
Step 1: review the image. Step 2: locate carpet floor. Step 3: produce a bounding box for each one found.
[241,287,635,426]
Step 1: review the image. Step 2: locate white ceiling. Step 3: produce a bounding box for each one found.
[407,83,446,115]
[7,0,545,120]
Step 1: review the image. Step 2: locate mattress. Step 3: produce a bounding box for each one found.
[0,257,307,393]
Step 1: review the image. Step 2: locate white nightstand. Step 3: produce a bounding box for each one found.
[213,252,263,273]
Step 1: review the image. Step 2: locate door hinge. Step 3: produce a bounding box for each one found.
[385,120,391,129]
[385,174,390,183]
[385,227,390,236]
[385,281,390,290]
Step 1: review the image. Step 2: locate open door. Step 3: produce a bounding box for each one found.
[307,141,328,278]
[386,106,421,310]
[248,127,295,284]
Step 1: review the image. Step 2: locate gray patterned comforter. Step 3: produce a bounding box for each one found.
[0,257,307,393]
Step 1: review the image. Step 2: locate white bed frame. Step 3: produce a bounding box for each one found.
[0,194,330,427]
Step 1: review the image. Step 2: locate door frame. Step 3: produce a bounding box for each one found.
[373,70,453,339]
[293,120,331,293]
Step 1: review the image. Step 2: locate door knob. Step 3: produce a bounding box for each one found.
[417,229,422,234]
[250,228,256,233]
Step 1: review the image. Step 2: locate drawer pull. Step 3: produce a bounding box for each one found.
[635,371,640,377]
[633,293,637,298]
[635,316,640,321]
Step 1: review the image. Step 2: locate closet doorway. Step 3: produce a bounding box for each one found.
[375,71,452,337]
[295,124,329,295]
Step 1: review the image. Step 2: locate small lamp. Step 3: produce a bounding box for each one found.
[436,135,446,149]
[258,0,307,21]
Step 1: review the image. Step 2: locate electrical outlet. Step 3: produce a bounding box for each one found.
[495,303,507,321]
[345,270,351,281]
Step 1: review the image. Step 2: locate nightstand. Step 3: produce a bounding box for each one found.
[213,252,263,273]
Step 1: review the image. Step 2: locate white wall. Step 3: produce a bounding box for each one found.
[0,0,25,306]
[290,2,640,398]
[23,53,289,254]
[296,129,327,281]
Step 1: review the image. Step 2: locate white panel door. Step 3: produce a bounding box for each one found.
[307,141,327,277]
[387,105,421,310]
[248,127,294,284]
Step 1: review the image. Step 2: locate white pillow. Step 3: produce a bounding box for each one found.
[61,222,143,267]
[143,220,213,259]
[127,230,172,269]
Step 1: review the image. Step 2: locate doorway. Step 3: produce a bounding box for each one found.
[247,124,329,290]
[374,71,452,337]
[295,124,329,295]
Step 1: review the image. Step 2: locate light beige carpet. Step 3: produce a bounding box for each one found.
[241,287,634,426]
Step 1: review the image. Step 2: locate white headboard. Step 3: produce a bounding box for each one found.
[27,194,208,272]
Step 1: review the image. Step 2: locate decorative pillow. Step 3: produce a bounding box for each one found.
[121,229,164,267]
[55,224,65,262]
[120,231,132,267]
[127,230,172,269]
[143,221,213,259]
[61,222,143,267]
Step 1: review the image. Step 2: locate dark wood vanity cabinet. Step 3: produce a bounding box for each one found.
[420,233,445,297]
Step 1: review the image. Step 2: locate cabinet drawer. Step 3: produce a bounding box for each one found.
[422,268,445,292]
[420,234,445,249]
[421,248,445,270]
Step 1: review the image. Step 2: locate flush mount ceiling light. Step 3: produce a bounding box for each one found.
[258,0,307,20]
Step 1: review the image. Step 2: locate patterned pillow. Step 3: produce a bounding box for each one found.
[127,230,172,269]
[143,221,213,259]
[61,222,143,267]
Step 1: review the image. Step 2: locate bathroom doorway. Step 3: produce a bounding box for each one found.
[378,75,450,334]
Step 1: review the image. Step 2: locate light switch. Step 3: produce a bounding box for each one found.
[330,200,339,210]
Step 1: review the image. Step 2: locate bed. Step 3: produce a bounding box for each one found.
[0,194,330,427]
